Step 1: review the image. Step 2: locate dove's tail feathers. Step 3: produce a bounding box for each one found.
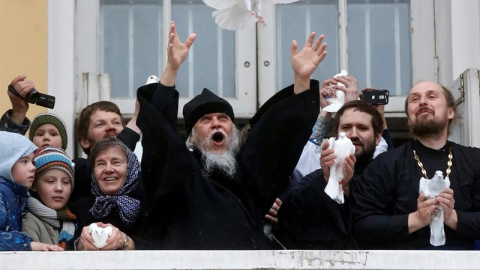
[323,102,343,113]
[272,0,300,4]
[324,178,345,204]
[430,211,446,246]
[212,6,257,30]
[203,0,237,10]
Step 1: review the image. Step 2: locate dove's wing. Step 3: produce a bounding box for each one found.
[419,177,427,194]
[203,0,239,10]
[212,3,257,30]
[445,177,450,188]
[272,0,300,3]
[327,137,335,150]
[252,0,261,15]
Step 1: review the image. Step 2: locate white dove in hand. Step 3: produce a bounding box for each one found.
[323,70,349,113]
[203,0,299,31]
[324,132,355,204]
[419,171,450,246]
[88,223,113,249]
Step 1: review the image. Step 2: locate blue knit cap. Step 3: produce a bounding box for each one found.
[34,147,75,189]
[0,131,38,182]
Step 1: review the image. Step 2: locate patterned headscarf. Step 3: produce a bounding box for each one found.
[89,144,141,227]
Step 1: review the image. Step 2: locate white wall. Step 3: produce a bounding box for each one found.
[451,0,480,81]
[48,0,75,158]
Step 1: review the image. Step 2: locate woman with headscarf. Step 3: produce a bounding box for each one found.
[74,138,145,250]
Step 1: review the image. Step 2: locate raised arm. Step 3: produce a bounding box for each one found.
[160,21,197,86]
[0,75,35,134]
[291,32,327,94]
[126,21,195,135]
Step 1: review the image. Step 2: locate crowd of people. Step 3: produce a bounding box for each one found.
[1,20,480,251]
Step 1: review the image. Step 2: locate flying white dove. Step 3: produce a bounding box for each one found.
[203,0,300,31]
[419,170,450,246]
[323,70,349,113]
[324,132,355,204]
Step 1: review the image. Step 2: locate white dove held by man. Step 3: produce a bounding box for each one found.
[419,171,450,246]
[324,132,355,204]
[323,70,348,113]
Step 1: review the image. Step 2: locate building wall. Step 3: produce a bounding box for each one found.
[0,0,48,123]
[451,0,480,80]
[3,0,480,157]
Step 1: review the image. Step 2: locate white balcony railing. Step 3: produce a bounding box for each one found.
[1,250,480,270]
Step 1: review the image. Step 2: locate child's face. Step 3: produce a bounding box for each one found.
[11,153,36,188]
[32,124,63,149]
[93,146,127,195]
[32,169,72,210]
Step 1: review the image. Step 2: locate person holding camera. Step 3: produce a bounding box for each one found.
[292,76,392,183]
[0,75,36,135]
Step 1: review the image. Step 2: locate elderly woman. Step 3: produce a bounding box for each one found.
[74,138,145,250]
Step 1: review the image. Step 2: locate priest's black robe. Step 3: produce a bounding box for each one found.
[352,140,480,249]
[277,158,371,250]
[136,81,320,249]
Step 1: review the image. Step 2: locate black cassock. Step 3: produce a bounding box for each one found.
[277,157,371,250]
[352,140,480,249]
[136,81,319,249]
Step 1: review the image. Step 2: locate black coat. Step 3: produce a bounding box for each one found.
[352,140,480,249]
[277,158,371,250]
[137,81,320,249]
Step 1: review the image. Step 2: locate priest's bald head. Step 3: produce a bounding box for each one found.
[184,88,240,178]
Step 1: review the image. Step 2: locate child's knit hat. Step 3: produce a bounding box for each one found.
[29,113,68,150]
[34,147,74,189]
[0,131,37,182]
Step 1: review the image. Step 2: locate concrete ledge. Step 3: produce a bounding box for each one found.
[1,250,479,270]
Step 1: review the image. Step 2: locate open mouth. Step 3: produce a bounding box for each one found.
[212,132,225,144]
[103,177,117,182]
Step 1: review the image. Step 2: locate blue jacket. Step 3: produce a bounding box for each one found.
[0,177,32,251]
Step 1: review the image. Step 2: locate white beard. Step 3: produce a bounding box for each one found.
[201,148,238,178]
[186,126,240,179]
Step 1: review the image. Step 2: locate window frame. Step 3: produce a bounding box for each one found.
[76,0,257,118]
[74,0,435,117]
[257,0,435,115]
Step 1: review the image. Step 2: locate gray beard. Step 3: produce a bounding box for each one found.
[201,148,238,179]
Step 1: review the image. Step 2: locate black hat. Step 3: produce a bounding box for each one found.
[183,88,235,136]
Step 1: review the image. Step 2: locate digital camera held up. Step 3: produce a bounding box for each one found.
[8,84,55,109]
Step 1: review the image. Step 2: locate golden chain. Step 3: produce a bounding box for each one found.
[413,147,453,180]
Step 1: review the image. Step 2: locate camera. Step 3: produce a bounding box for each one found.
[362,89,389,105]
[8,84,55,109]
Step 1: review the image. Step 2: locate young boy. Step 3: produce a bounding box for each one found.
[29,113,68,150]
[22,147,76,249]
[0,131,62,251]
